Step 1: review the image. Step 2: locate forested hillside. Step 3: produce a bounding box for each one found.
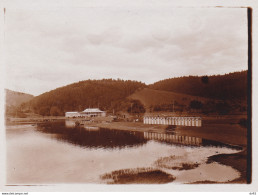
[26,79,145,116]
[14,70,248,117]
[149,71,247,100]
[129,87,247,115]
[129,88,212,113]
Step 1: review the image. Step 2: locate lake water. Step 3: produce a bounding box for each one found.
[6,121,241,184]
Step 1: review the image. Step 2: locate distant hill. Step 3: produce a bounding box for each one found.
[149,71,248,100]
[5,89,34,117]
[5,89,34,107]
[27,79,146,116]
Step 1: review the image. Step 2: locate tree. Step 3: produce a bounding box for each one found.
[39,106,50,116]
[50,106,62,116]
[216,102,231,115]
[127,100,146,114]
[189,100,203,110]
[202,100,216,114]
[201,76,209,84]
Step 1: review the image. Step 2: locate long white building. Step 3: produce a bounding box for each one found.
[65,108,106,118]
[143,116,202,127]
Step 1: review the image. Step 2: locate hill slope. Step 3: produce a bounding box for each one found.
[149,71,247,100]
[129,88,211,111]
[5,89,34,117]
[28,79,145,116]
[5,89,34,107]
[19,71,247,116]
[129,87,246,114]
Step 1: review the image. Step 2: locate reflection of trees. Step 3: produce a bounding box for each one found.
[36,122,146,149]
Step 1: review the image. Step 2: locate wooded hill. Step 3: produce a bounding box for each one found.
[149,71,248,100]
[129,87,246,115]
[129,88,212,112]
[24,79,146,116]
[11,70,248,117]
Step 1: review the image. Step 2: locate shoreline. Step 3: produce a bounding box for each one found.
[206,150,247,183]
[6,117,247,147]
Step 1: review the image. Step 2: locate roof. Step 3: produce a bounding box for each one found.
[82,108,104,113]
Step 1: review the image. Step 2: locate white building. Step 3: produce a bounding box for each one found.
[80,108,106,117]
[65,112,81,118]
[65,108,106,118]
[143,116,202,127]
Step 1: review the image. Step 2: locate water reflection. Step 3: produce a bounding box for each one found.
[143,132,202,146]
[37,121,147,149]
[7,123,242,184]
[66,120,100,131]
[36,120,242,151]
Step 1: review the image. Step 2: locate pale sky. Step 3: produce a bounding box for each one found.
[4,6,248,96]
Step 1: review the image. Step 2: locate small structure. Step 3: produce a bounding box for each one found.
[65,112,81,118]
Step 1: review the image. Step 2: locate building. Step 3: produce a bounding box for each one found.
[65,108,106,118]
[143,116,202,127]
[80,108,106,117]
[65,112,81,118]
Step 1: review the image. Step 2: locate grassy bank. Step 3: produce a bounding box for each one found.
[207,150,247,183]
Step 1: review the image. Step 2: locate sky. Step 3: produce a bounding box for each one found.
[4,6,248,96]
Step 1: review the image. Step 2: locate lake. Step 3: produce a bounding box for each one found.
[6,121,241,184]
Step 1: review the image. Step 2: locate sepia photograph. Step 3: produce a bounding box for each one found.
[0,1,254,191]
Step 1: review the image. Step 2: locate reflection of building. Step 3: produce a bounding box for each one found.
[65,108,106,118]
[143,132,202,146]
[65,120,77,127]
[65,120,100,131]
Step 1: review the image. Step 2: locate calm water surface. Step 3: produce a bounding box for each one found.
[6,121,241,184]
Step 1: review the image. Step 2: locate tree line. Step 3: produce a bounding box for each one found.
[149,71,248,100]
[16,70,248,117]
